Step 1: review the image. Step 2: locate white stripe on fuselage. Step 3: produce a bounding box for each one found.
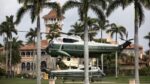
[54,41,118,47]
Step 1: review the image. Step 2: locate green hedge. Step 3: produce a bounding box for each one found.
[0,68,5,78]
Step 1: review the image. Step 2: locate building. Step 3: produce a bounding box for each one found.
[43,9,64,33]
[18,40,53,75]
[119,44,146,70]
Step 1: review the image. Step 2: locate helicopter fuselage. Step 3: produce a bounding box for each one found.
[46,36,121,57]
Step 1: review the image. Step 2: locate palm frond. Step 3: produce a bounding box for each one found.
[30,5,36,23]
[140,0,150,9]
[44,2,61,17]
[136,2,145,27]
[90,0,107,9]
[15,6,31,24]
[90,5,105,21]
[106,0,123,17]
[62,0,81,14]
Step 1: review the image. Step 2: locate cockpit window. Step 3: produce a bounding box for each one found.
[63,38,78,43]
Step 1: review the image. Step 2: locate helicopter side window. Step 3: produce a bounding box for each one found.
[63,38,78,43]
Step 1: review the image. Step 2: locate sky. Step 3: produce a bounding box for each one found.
[0,0,150,51]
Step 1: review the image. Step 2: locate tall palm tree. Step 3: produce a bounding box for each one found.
[62,0,106,83]
[26,28,37,76]
[46,23,61,41]
[7,37,23,77]
[144,32,150,56]
[106,1,150,84]
[0,15,17,77]
[94,19,110,43]
[106,23,126,43]
[106,23,126,78]
[16,1,60,84]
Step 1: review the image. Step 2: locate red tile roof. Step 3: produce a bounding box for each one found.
[126,44,143,49]
[20,40,49,50]
[0,47,4,51]
[43,9,64,20]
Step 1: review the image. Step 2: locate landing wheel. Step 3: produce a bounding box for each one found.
[67,57,70,61]
[57,56,62,61]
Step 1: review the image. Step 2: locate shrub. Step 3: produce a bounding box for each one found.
[139,67,150,76]
[0,68,5,78]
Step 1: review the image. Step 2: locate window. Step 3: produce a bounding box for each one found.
[27,62,30,71]
[63,38,78,43]
[21,52,25,56]
[41,51,46,55]
[41,61,47,71]
[21,62,25,71]
[26,52,30,56]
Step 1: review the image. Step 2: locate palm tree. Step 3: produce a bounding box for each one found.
[106,23,126,78]
[62,0,107,83]
[106,1,150,83]
[69,18,97,41]
[106,23,126,44]
[26,28,37,44]
[9,37,23,66]
[68,22,84,39]
[7,37,23,77]
[16,1,60,84]
[46,23,61,41]
[144,32,150,56]
[0,15,17,77]
[26,28,37,77]
[94,19,110,43]
[87,17,97,41]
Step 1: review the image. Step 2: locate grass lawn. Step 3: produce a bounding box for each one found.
[0,76,150,84]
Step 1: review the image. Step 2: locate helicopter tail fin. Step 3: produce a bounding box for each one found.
[119,41,132,51]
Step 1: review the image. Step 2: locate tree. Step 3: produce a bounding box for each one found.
[87,17,97,41]
[26,28,37,76]
[69,18,98,41]
[0,43,3,47]
[0,15,17,77]
[106,23,126,44]
[16,1,60,84]
[68,21,84,39]
[106,23,126,78]
[9,37,23,65]
[94,19,110,43]
[46,23,61,41]
[106,0,150,84]
[62,0,106,83]
[26,28,37,44]
[144,32,150,56]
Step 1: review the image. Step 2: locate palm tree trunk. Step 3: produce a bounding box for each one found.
[9,40,12,78]
[115,33,118,78]
[101,29,103,43]
[3,35,8,75]
[115,51,118,78]
[116,32,118,44]
[134,3,140,84]
[32,38,36,77]
[37,15,41,84]
[84,14,90,84]
[101,54,104,72]
[149,40,150,56]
